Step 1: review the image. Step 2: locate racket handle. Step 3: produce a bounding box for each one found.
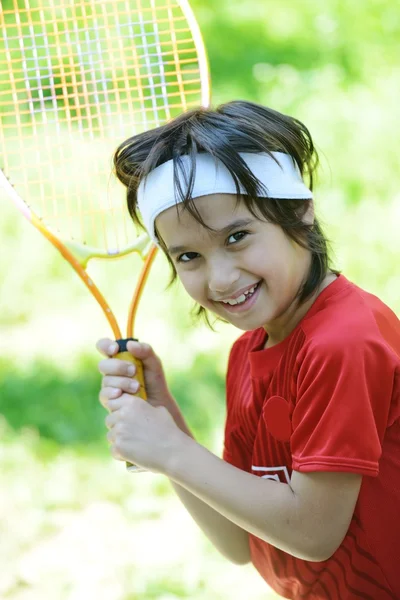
[115,338,147,474]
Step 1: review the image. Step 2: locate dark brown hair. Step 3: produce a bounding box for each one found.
[114,100,340,326]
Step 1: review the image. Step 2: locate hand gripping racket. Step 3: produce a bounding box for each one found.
[0,0,210,471]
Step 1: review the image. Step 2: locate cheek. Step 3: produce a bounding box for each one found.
[244,245,279,275]
[177,270,205,303]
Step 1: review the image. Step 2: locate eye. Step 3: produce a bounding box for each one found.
[177,251,200,263]
[227,230,249,245]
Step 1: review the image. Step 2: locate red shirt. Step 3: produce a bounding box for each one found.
[223,274,400,599]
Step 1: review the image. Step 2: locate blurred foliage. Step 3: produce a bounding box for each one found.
[0,351,226,448]
[1,0,399,449]
[0,2,399,597]
[192,0,400,96]
[0,0,398,473]
[0,416,278,599]
[0,356,104,447]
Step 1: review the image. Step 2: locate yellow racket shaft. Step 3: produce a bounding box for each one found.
[116,338,147,473]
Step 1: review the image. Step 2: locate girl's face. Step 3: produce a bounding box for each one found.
[156,194,328,344]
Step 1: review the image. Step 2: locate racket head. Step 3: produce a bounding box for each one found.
[0,0,210,263]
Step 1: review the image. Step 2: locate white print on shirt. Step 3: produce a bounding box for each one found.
[252,465,291,485]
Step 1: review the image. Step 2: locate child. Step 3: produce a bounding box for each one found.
[97,101,400,599]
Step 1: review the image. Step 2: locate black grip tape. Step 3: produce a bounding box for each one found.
[116,338,138,353]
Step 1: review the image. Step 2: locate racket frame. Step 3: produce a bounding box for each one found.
[0,0,211,472]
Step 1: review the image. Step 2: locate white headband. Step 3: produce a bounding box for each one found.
[137,151,312,244]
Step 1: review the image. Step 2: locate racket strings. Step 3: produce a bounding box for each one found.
[0,0,205,253]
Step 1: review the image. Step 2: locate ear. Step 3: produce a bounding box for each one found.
[301,199,314,226]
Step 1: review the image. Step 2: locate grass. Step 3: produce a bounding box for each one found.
[0,418,281,600]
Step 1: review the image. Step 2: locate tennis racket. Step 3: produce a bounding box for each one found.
[0,0,210,472]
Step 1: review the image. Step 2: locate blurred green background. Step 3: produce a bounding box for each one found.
[1,1,399,598]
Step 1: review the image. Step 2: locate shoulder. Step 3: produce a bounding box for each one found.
[226,328,265,386]
[228,328,266,360]
[299,275,400,364]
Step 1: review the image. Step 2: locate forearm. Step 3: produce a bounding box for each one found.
[166,435,316,561]
[170,481,250,564]
[168,408,250,564]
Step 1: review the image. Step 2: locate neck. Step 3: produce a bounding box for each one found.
[264,271,337,348]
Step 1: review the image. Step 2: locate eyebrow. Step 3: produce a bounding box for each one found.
[167,218,255,256]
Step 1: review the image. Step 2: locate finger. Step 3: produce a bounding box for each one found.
[99,387,122,409]
[102,375,140,394]
[109,443,124,461]
[106,393,144,413]
[105,411,119,429]
[105,396,126,412]
[96,338,119,358]
[98,358,137,377]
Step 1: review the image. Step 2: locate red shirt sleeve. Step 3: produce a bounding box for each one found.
[291,335,395,476]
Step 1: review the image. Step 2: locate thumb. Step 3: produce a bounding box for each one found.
[126,340,163,372]
[126,341,169,398]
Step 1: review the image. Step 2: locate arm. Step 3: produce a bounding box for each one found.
[166,436,362,562]
[97,338,250,565]
[171,481,250,564]
[168,419,250,565]
[99,341,361,563]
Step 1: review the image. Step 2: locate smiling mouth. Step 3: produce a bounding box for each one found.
[219,281,261,306]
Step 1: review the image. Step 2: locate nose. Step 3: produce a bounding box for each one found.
[207,255,240,296]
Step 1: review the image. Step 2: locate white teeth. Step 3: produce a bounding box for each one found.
[244,285,256,296]
[222,283,258,305]
[225,294,246,305]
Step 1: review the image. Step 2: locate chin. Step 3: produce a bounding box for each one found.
[229,315,269,332]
